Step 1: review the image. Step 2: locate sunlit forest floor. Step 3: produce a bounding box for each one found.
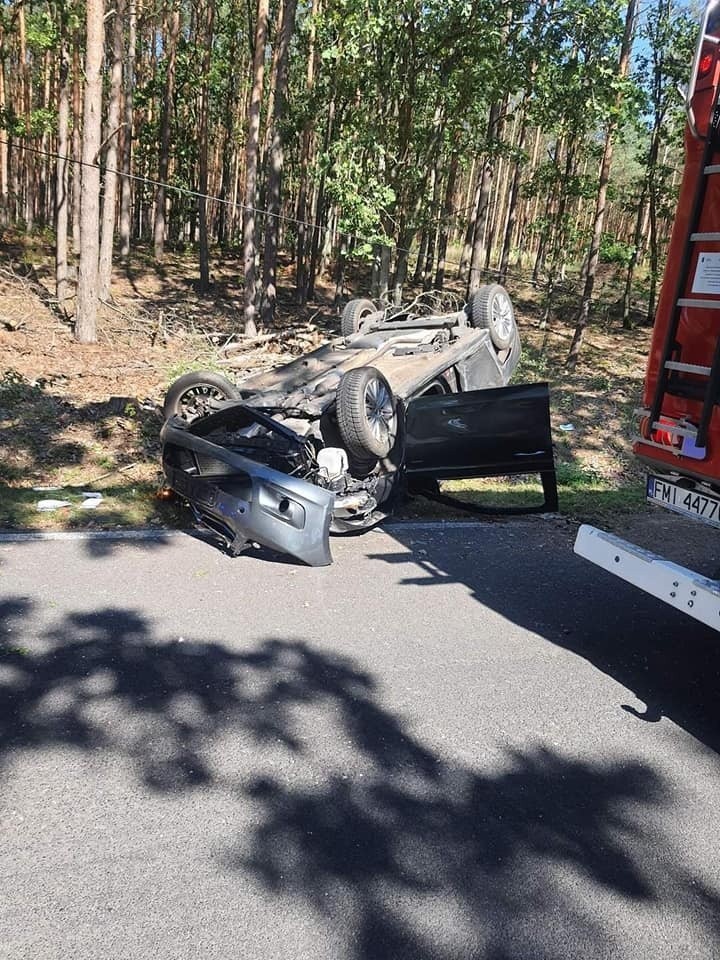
[0,229,660,535]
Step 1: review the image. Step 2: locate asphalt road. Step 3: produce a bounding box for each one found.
[1,519,719,960]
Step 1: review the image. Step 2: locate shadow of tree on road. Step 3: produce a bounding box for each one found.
[1,598,718,958]
[372,523,720,757]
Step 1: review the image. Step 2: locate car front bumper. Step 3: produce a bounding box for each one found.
[161,415,334,567]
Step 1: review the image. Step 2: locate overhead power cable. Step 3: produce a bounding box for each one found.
[0,135,589,296]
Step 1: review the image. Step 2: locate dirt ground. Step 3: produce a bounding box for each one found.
[0,235,338,410]
[0,234,344,526]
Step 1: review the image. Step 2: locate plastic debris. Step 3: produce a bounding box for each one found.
[36,500,72,512]
[558,423,575,432]
[36,491,104,512]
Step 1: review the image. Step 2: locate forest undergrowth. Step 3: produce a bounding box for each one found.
[0,233,655,533]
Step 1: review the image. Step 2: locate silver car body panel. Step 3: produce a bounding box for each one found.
[161,415,334,567]
[238,322,519,414]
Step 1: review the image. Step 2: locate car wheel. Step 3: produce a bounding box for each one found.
[340,298,379,338]
[336,366,398,459]
[163,371,240,422]
[468,283,516,351]
[417,377,451,397]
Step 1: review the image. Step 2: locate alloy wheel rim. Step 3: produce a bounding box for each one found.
[180,385,227,420]
[491,294,513,341]
[364,378,396,443]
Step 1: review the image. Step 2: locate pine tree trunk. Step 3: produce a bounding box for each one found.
[0,23,9,223]
[320,205,335,276]
[39,50,52,225]
[119,0,136,262]
[392,232,411,305]
[576,154,592,284]
[17,1,33,230]
[435,150,459,290]
[153,7,180,262]
[295,0,319,304]
[499,111,529,284]
[522,127,543,269]
[98,0,125,302]
[490,110,517,265]
[484,155,502,272]
[567,0,638,369]
[642,111,666,322]
[413,230,428,284]
[242,0,269,333]
[261,0,285,170]
[549,139,575,280]
[55,33,71,315]
[71,35,82,256]
[371,245,391,301]
[75,0,105,344]
[647,186,659,326]
[467,103,501,296]
[459,169,480,278]
[307,97,334,300]
[198,0,216,294]
[461,157,476,239]
[533,134,564,284]
[229,122,243,242]
[333,233,348,305]
[422,160,441,291]
[295,129,315,303]
[261,0,298,326]
[217,20,242,247]
[621,189,648,328]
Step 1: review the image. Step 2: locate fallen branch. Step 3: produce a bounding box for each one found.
[84,461,141,485]
[220,333,278,353]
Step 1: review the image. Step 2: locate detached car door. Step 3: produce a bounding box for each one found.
[404,382,557,510]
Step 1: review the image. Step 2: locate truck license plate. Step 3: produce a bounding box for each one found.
[646,475,720,529]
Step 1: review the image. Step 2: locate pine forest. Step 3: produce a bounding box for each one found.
[0,0,697,358]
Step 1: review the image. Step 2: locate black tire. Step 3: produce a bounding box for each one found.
[163,371,240,422]
[468,283,516,351]
[340,298,379,338]
[336,366,397,459]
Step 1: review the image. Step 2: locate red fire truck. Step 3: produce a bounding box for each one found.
[574,1,720,630]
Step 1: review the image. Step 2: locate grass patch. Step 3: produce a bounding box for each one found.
[164,354,228,384]
[397,462,646,526]
[0,482,187,531]
[514,341,552,384]
[0,368,169,492]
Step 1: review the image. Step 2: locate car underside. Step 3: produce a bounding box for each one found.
[160,287,557,565]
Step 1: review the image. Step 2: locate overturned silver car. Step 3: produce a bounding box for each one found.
[161,286,556,565]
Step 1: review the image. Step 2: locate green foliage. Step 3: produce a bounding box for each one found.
[526,0,629,135]
[599,234,635,265]
[26,9,57,52]
[0,106,25,137]
[0,0,699,323]
[324,148,395,248]
[29,107,56,136]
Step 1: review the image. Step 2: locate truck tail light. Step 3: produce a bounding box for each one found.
[651,425,681,448]
[640,414,681,448]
